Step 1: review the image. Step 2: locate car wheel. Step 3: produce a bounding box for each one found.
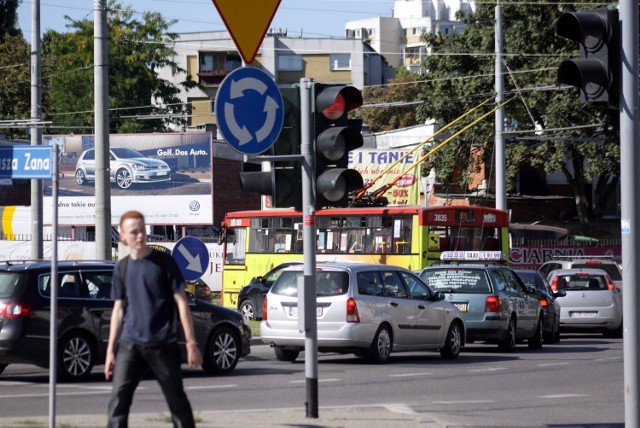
[115,168,133,189]
[498,318,516,352]
[605,322,623,339]
[528,317,543,349]
[75,169,87,185]
[554,326,561,343]
[440,321,463,359]
[202,326,240,374]
[0,363,7,375]
[58,331,96,381]
[239,300,255,322]
[367,324,392,364]
[274,347,300,362]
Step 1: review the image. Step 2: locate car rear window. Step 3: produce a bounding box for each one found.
[420,268,491,293]
[554,274,607,291]
[0,272,27,299]
[271,270,349,297]
[571,263,621,280]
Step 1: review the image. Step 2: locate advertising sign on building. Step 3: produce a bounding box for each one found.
[41,132,213,226]
[348,148,422,206]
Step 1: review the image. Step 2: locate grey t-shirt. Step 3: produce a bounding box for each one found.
[112,250,185,346]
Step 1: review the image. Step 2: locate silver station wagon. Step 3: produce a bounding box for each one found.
[419,252,544,352]
[260,263,466,363]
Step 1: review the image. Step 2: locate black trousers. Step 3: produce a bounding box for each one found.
[107,341,195,428]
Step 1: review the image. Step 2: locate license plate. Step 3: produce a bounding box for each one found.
[157,171,168,176]
[289,306,323,318]
[571,311,597,318]
[453,303,468,312]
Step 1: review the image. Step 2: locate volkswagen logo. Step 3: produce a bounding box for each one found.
[189,200,201,212]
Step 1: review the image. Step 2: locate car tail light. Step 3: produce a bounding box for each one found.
[605,276,616,291]
[538,298,549,307]
[346,297,360,323]
[585,261,601,265]
[0,301,32,320]
[485,296,501,313]
[262,296,268,321]
[550,276,558,291]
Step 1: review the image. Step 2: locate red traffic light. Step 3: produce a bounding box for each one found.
[316,86,363,122]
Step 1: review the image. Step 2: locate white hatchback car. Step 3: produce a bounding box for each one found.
[260,263,466,363]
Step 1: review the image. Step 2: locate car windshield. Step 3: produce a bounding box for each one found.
[420,268,491,293]
[571,263,621,280]
[271,270,349,297]
[111,147,144,159]
[554,274,607,291]
[0,272,27,298]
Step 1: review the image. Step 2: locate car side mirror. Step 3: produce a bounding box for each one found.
[433,291,445,301]
[255,276,265,284]
[554,289,567,298]
[184,290,196,303]
[525,285,537,294]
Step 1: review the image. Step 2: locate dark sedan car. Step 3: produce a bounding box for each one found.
[0,260,250,381]
[237,262,301,322]
[515,270,565,343]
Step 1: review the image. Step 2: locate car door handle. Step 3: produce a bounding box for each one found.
[389,302,399,307]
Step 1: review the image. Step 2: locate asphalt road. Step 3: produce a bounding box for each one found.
[0,334,624,427]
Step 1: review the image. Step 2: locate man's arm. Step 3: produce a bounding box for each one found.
[173,291,203,369]
[104,299,124,380]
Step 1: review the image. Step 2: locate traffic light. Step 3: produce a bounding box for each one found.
[314,84,364,208]
[556,6,619,108]
[240,87,302,210]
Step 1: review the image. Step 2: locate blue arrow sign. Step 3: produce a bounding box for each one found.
[215,67,284,155]
[0,146,53,179]
[172,237,210,281]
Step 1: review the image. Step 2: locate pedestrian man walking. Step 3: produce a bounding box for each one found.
[105,210,203,427]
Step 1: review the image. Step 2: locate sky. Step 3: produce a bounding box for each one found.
[17,0,395,39]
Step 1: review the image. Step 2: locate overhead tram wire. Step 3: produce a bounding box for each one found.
[353,97,517,206]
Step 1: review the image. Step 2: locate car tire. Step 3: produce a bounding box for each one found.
[498,318,516,353]
[274,347,300,362]
[115,168,133,189]
[605,322,623,339]
[58,331,96,381]
[239,300,255,322]
[528,317,543,349]
[367,324,392,364]
[440,321,463,359]
[202,326,240,374]
[75,169,87,185]
[0,363,7,375]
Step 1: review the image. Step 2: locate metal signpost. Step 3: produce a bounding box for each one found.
[172,236,210,281]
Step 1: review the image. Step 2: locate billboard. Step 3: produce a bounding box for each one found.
[348,148,421,206]
[43,132,213,226]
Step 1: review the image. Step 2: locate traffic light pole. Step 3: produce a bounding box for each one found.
[299,78,319,418]
[620,1,640,424]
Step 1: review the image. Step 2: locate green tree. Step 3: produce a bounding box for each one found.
[361,68,425,132]
[415,0,619,235]
[42,1,195,134]
[0,0,21,40]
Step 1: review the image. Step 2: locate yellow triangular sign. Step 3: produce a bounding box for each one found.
[212,0,282,64]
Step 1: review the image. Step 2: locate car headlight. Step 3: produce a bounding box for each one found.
[132,164,150,171]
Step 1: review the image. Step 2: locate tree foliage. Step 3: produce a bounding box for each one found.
[42,0,195,134]
[414,0,620,234]
[0,0,21,41]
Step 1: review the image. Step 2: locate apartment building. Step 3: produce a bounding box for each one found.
[345,0,475,71]
[158,31,394,130]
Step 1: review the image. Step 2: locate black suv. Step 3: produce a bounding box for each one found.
[0,260,251,381]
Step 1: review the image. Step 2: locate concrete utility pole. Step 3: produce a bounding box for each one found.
[94,0,112,259]
[494,3,506,211]
[620,1,640,424]
[30,0,42,259]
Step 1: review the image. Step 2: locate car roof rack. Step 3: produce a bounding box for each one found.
[551,255,616,260]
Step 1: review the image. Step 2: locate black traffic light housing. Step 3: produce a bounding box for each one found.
[556,6,620,108]
[239,86,302,210]
[314,84,364,208]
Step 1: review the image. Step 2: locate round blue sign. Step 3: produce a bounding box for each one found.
[214,67,284,155]
[172,237,210,281]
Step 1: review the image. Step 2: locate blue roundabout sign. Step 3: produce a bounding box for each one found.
[215,67,284,155]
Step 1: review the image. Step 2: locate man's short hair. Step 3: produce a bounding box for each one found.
[119,210,145,228]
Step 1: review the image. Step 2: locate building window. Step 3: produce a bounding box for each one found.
[355,29,361,38]
[278,54,303,71]
[367,28,375,37]
[330,54,351,71]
